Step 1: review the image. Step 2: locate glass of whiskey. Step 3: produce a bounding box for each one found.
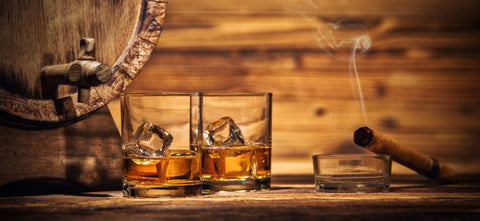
[121,93,203,197]
[201,93,272,192]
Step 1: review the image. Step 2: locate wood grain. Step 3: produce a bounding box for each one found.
[124,0,480,174]
[0,106,122,188]
[166,0,480,17]
[0,175,478,220]
[0,0,167,127]
[1,0,479,191]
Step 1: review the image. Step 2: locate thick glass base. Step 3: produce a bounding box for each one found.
[202,177,271,192]
[315,177,390,193]
[123,183,202,198]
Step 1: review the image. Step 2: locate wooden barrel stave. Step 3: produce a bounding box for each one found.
[0,0,167,128]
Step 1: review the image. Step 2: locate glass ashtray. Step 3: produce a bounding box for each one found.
[312,154,392,193]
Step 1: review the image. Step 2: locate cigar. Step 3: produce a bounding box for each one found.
[354,127,455,183]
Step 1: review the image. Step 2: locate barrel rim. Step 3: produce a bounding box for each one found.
[0,0,168,128]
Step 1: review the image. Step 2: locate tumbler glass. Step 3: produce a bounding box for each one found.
[121,93,202,197]
[201,93,272,192]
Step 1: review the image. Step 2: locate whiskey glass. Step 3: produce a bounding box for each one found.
[201,93,272,192]
[121,93,202,197]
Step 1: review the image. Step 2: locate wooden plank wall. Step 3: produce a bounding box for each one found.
[122,0,480,174]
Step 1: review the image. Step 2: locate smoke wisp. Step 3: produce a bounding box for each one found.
[284,0,371,125]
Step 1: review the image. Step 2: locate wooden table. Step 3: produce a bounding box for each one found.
[0,174,479,220]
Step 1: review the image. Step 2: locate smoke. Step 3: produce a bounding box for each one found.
[283,0,371,125]
[315,20,371,125]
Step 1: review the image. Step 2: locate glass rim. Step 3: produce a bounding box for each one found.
[312,153,391,160]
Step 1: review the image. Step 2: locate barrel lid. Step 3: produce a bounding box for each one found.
[0,0,167,128]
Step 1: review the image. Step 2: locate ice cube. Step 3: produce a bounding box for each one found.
[168,150,197,157]
[246,141,267,148]
[123,143,162,165]
[204,117,245,146]
[131,122,173,157]
[124,143,144,156]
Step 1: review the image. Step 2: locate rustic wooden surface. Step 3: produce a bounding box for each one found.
[0,0,166,126]
[119,0,480,174]
[0,175,478,220]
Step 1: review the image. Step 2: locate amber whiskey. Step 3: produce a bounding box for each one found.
[201,145,271,181]
[123,152,201,189]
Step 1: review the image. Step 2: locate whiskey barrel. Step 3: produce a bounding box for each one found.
[0,0,167,128]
